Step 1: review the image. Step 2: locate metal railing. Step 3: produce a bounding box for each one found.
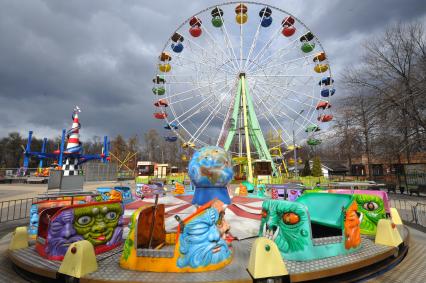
[406,172,426,186]
[412,202,426,227]
[390,199,426,227]
[0,197,39,223]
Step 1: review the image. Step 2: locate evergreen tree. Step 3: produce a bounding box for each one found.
[301,159,311,176]
[312,156,323,177]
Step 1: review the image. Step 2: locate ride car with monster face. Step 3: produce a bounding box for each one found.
[258,193,361,261]
[327,189,390,235]
[35,200,124,260]
[120,199,233,272]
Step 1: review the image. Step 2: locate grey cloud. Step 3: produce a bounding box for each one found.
[0,0,425,142]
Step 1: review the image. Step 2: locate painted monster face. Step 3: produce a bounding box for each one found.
[29,204,39,235]
[177,206,231,268]
[259,200,310,254]
[117,188,132,201]
[354,194,386,234]
[73,203,123,245]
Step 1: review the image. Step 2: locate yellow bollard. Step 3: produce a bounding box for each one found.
[247,237,288,280]
[58,240,97,279]
[390,208,403,225]
[375,219,403,247]
[9,227,29,250]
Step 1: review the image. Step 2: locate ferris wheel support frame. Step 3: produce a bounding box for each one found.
[241,75,253,183]
[223,74,278,180]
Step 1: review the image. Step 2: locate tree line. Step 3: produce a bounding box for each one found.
[0,130,188,171]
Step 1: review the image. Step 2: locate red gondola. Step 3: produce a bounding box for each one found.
[317,114,333,122]
[154,99,169,107]
[282,26,296,37]
[189,26,202,37]
[154,112,167,119]
[316,101,331,110]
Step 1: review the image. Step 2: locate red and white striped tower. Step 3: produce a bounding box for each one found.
[62,106,82,176]
[66,107,81,152]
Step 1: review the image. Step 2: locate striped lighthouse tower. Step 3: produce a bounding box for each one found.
[62,106,82,176]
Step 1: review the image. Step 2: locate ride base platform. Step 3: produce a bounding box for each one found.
[8,227,409,283]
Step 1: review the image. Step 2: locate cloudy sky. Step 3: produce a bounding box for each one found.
[0,0,425,143]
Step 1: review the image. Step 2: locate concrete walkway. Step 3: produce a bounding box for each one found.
[365,227,426,283]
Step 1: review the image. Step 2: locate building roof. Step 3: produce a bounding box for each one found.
[321,161,349,172]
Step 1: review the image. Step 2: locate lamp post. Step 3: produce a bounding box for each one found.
[292,110,304,179]
[155,145,164,163]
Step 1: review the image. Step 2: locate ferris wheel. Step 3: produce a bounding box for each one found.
[152,2,335,178]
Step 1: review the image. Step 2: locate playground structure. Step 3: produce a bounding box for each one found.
[110,151,138,180]
[22,106,110,178]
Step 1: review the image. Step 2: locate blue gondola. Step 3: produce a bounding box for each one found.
[261,17,272,27]
[171,42,183,53]
[164,136,178,142]
[164,123,178,130]
[321,88,335,97]
[319,77,334,86]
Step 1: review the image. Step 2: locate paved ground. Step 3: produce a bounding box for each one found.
[365,227,426,283]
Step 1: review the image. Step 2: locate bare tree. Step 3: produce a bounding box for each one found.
[344,21,426,163]
[332,105,363,168]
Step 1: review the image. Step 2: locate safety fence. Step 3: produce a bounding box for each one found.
[0,197,39,223]
[411,202,426,227]
[81,163,118,182]
[1,163,119,183]
[390,199,426,228]
[405,173,426,186]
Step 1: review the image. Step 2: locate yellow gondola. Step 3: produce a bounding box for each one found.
[159,63,171,73]
[314,64,329,73]
[236,13,248,24]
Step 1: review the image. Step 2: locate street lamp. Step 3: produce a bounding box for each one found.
[292,109,304,179]
[155,145,164,163]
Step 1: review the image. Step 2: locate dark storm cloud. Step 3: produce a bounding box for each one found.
[0,0,425,141]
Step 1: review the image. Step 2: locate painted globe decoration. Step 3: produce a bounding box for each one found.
[188,146,233,205]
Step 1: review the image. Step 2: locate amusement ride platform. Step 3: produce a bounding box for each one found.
[6,222,409,283]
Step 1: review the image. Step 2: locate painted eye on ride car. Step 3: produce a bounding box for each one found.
[282,212,300,225]
[261,209,268,218]
[77,216,92,225]
[363,202,379,211]
[105,211,118,220]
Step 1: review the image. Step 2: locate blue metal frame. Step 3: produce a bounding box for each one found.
[22,130,110,170]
